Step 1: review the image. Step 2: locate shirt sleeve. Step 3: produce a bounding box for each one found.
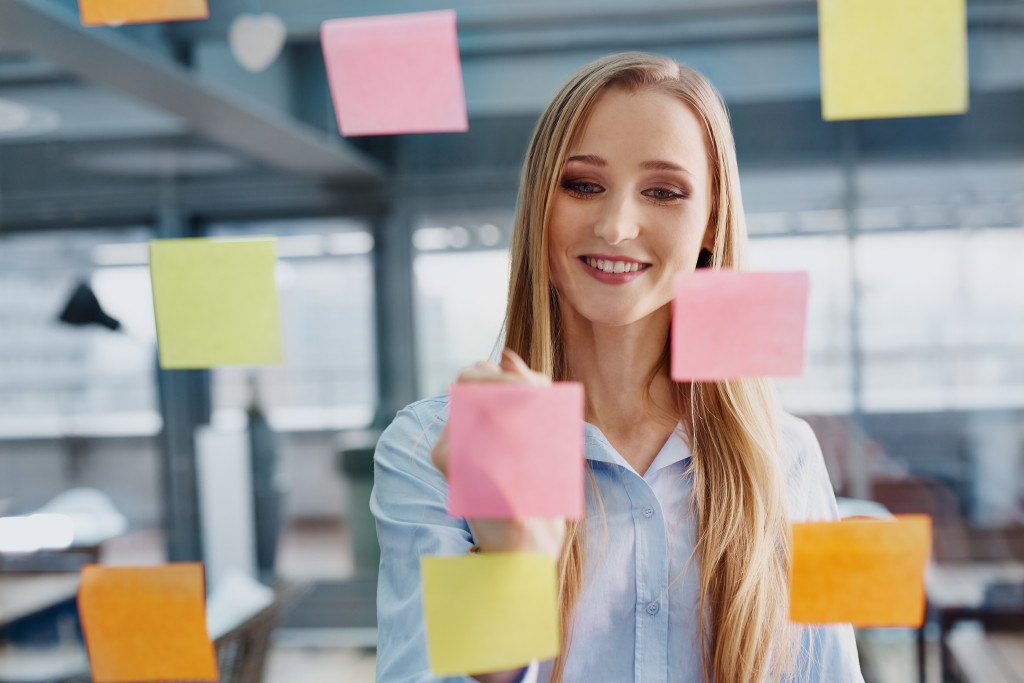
[370,400,478,683]
[781,414,867,683]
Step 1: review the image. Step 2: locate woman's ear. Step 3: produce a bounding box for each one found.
[701,225,716,253]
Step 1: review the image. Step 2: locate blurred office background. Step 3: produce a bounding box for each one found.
[1,0,1023,681]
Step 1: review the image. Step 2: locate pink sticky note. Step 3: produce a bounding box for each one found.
[671,270,809,381]
[448,382,585,519]
[320,10,469,137]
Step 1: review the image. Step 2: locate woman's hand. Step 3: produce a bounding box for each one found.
[431,349,567,563]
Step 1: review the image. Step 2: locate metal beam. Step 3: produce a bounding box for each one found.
[168,0,1024,42]
[0,0,384,179]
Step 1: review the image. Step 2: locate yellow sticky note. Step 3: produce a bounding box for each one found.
[818,0,968,120]
[150,238,283,369]
[421,553,559,676]
[78,0,208,26]
[78,563,219,683]
[790,515,932,627]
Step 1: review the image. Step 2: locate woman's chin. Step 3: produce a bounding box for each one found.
[576,306,656,329]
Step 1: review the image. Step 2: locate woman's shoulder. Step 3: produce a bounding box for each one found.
[395,394,450,426]
[777,411,840,521]
[777,411,819,465]
[375,394,450,462]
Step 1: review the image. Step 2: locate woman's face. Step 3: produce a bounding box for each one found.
[547,86,714,329]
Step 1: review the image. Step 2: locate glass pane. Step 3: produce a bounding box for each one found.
[855,229,1024,412]
[207,219,376,431]
[750,235,854,414]
[412,211,513,398]
[0,228,158,438]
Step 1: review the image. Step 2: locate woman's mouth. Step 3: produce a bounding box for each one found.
[579,255,651,283]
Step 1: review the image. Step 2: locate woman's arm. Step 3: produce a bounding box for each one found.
[784,416,867,683]
[370,400,538,683]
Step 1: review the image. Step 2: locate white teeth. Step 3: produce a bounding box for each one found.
[585,257,645,274]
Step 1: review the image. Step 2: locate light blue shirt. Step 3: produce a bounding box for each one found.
[370,395,865,683]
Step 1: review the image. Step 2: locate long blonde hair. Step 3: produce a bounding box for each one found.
[502,52,792,682]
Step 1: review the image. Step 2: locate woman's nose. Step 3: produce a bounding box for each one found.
[593,194,640,245]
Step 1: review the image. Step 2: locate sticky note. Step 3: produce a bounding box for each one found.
[422,553,559,676]
[78,563,219,683]
[790,515,932,627]
[321,11,469,136]
[78,0,208,26]
[149,238,283,369]
[671,270,809,381]
[448,382,584,519]
[818,0,968,120]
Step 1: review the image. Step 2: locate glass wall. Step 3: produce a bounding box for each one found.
[0,227,158,441]
[413,210,513,398]
[208,218,377,431]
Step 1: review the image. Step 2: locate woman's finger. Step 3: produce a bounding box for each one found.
[455,368,533,384]
[454,362,502,383]
[500,348,550,386]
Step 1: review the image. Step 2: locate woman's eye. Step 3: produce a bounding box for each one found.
[644,187,686,201]
[561,180,604,197]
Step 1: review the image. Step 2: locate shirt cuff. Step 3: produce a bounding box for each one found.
[514,660,539,683]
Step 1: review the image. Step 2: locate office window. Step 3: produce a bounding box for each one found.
[413,211,513,398]
[750,235,854,415]
[0,228,159,439]
[856,228,1024,412]
[208,219,377,431]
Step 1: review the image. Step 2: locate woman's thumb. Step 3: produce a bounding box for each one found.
[500,348,530,375]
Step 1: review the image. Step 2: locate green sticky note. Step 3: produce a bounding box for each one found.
[421,553,559,676]
[150,238,283,369]
[818,0,968,120]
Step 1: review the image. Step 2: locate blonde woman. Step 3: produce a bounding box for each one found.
[371,52,865,683]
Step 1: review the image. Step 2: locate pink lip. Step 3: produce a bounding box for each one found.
[578,255,651,284]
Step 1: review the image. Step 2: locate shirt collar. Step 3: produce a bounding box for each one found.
[584,422,692,479]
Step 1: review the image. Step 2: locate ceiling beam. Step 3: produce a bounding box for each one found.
[167,0,1024,42]
[0,0,383,180]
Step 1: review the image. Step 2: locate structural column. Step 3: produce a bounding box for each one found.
[371,210,419,428]
[154,190,210,562]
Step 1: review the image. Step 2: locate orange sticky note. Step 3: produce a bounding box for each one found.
[78,563,219,683]
[790,515,932,627]
[78,0,208,26]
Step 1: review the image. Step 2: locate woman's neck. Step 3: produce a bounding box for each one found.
[561,303,678,472]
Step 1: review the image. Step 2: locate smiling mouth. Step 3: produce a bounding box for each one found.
[580,256,651,274]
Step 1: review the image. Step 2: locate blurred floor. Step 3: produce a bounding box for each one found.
[263,644,375,683]
[276,518,354,580]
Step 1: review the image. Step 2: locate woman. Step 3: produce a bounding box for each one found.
[371,52,864,682]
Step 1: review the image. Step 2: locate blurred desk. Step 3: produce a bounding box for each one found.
[947,632,1024,683]
[992,634,1024,680]
[0,574,79,628]
[923,562,1024,683]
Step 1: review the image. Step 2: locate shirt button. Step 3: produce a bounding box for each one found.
[646,602,660,615]
[642,506,655,519]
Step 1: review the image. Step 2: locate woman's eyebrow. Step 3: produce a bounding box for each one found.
[566,154,606,166]
[566,154,692,177]
[640,159,692,175]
